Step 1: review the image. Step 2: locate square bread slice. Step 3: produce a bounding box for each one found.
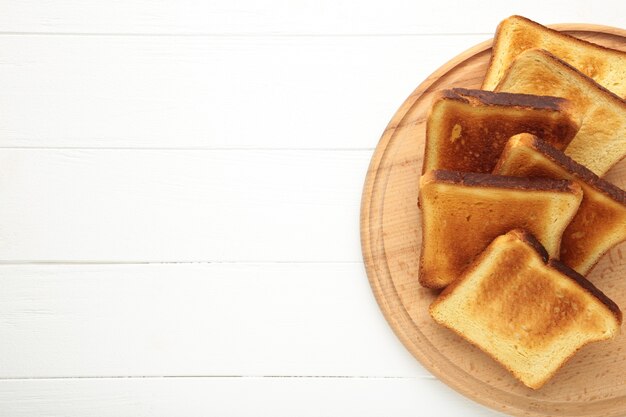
[494,133,626,275]
[419,170,582,289]
[494,49,626,176]
[424,88,579,174]
[483,15,626,98]
[430,229,622,390]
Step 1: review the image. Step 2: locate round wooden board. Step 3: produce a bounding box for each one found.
[361,24,626,417]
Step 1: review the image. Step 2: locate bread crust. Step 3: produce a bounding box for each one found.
[440,88,571,112]
[422,170,581,195]
[508,229,549,263]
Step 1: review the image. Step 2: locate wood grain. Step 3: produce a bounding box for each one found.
[361,25,626,417]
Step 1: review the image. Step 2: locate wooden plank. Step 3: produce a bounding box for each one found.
[0,149,367,262]
[0,0,622,35]
[0,35,487,149]
[0,377,505,417]
[0,263,423,378]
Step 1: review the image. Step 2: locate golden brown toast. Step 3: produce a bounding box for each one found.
[494,134,626,275]
[495,49,626,176]
[483,15,626,98]
[430,229,622,390]
[424,88,579,174]
[419,170,582,288]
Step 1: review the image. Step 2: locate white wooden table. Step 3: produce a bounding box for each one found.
[0,2,623,416]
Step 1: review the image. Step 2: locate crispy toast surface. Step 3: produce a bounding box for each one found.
[419,170,582,288]
[430,229,622,389]
[494,134,626,275]
[483,15,626,98]
[424,88,579,174]
[495,49,626,176]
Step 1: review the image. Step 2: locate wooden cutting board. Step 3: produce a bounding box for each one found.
[361,24,626,417]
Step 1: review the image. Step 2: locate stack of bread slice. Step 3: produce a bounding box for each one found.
[420,16,626,389]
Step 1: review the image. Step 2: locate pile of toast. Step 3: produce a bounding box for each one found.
[419,16,626,389]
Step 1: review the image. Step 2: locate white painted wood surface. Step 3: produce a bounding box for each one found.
[0,149,367,262]
[0,263,420,377]
[0,378,500,417]
[2,1,621,416]
[0,35,486,149]
[0,0,623,35]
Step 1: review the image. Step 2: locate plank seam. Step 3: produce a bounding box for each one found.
[0,261,365,265]
[0,375,437,381]
[0,32,492,37]
[0,147,376,151]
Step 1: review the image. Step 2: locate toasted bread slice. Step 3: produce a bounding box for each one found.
[419,170,582,288]
[494,134,626,275]
[483,15,626,98]
[495,49,626,176]
[424,88,579,174]
[430,229,622,389]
